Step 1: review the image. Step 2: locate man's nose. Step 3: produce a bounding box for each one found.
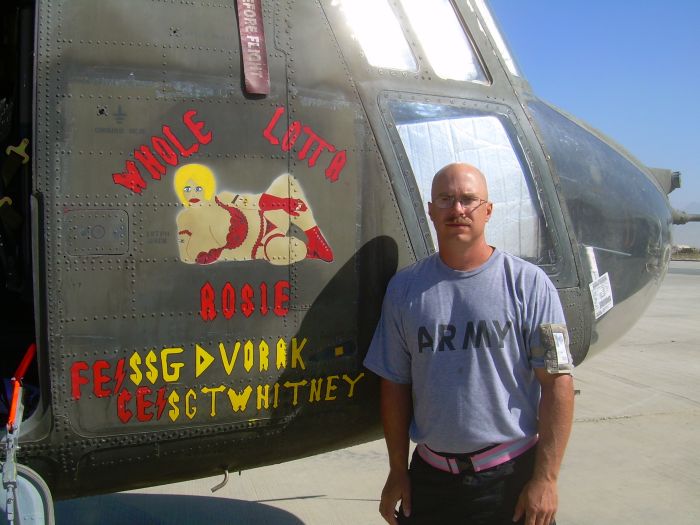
[451,200,468,213]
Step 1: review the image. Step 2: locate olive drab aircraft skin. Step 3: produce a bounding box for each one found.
[0,0,690,506]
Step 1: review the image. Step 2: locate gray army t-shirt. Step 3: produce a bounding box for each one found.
[363,249,568,453]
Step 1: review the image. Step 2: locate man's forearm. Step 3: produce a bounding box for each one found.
[533,372,575,481]
[513,372,573,523]
[380,379,413,472]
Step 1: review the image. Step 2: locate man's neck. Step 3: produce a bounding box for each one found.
[438,242,494,271]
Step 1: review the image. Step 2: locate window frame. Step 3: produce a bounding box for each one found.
[396,0,490,84]
[379,92,565,277]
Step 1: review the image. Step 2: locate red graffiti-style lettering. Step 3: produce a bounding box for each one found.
[151,136,178,166]
[134,144,166,180]
[93,360,111,398]
[136,386,154,422]
[116,386,169,423]
[71,361,90,400]
[112,161,147,194]
[302,126,335,167]
[263,106,346,181]
[273,280,290,316]
[241,283,255,318]
[297,127,320,160]
[222,282,236,319]
[112,110,212,194]
[183,110,213,145]
[200,282,217,321]
[259,282,269,315]
[71,358,130,400]
[118,389,132,423]
[114,358,127,394]
[325,150,347,183]
[155,386,168,420]
[263,106,285,145]
[162,125,200,158]
[282,121,303,152]
[297,126,334,165]
[199,280,290,321]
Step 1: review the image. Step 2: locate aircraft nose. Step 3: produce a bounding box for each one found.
[526,99,673,355]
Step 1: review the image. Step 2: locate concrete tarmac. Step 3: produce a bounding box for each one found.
[55,261,700,524]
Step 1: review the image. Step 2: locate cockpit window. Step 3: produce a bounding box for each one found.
[398,0,487,82]
[333,0,417,71]
[386,98,556,267]
[472,0,520,77]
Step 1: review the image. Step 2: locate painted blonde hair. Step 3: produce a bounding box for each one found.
[173,164,216,205]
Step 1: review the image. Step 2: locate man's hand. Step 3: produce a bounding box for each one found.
[378,379,413,524]
[379,468,411,525]
[512,478,557,525]
[514,370,573,524]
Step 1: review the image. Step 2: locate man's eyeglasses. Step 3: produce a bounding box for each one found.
[433,195,488,211]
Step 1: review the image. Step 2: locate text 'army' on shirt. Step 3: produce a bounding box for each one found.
[417,320,513,353]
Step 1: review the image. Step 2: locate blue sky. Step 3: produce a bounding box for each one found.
[488,1,700,245]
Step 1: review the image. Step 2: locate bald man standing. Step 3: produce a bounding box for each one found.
[364,163,574,525]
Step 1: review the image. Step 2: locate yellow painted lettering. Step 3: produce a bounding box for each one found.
[342,373,364,398]
[259,340,269,372]
[185,388,197,419]
[284,380,308,406]
[227,386,253,412]
[162,347,184,382]
[273,382,279,408]
[257,384,269,410]
[219,341,241,375]
[276,338,287,370]
[202,385,226,417]
[195,344,215,378]
[168,390,180,422]
[309,378,323,402]
[145,350,158,384]
[325,375,339,401]
[292,337,307,370]
[129,352,142,386]
[244,340,254,373]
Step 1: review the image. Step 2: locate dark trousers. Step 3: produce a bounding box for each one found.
[398,446,549,525]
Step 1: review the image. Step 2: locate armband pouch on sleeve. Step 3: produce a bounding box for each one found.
[534,323,573,374]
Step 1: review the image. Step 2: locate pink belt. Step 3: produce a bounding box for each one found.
[416,435,538,474]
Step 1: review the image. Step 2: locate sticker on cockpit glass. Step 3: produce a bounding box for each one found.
[585,246,600,280]
[590,272,613,319]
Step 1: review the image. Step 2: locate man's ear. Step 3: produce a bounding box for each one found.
[484,201,493,221]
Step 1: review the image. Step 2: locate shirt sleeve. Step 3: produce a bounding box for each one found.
[527,269,571,370]
[362,277,412,384]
